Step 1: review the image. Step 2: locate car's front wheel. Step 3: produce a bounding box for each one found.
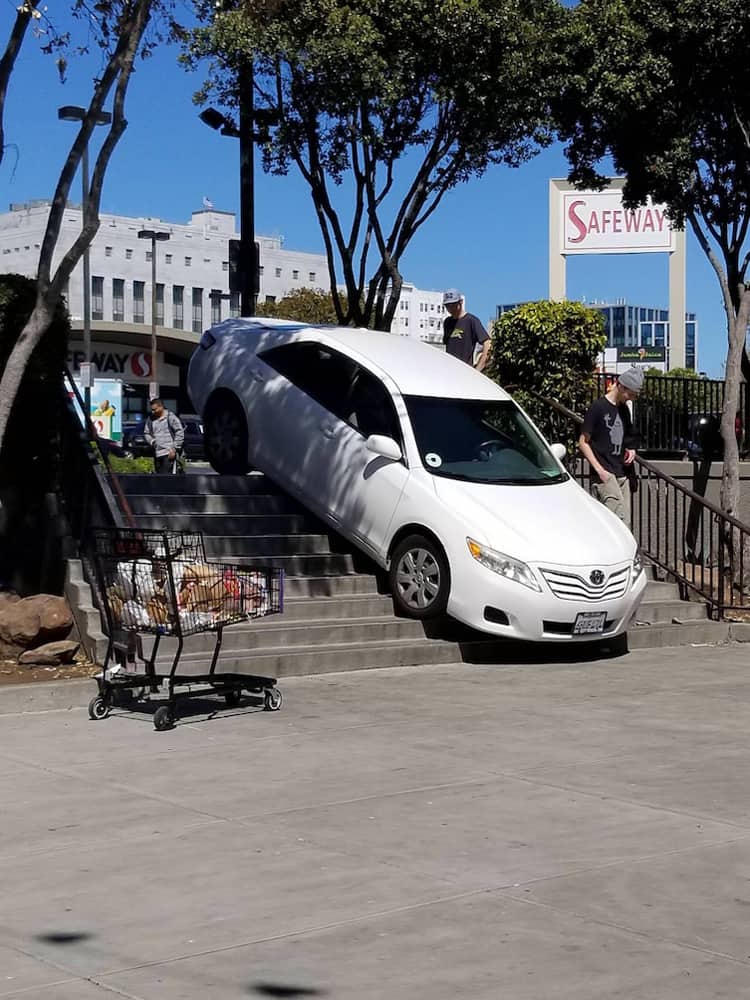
[388,533,450,619]
[203,393,251,475]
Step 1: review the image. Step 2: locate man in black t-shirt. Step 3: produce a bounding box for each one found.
[579,367,644,527]
[442,289,491,370]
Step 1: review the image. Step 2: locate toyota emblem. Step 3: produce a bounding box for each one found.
[590,570,605,585]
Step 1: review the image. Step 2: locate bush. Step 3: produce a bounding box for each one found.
[105,455,156,475]
[484,300,606,454]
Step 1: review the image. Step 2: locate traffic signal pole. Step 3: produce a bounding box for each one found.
[238,56,256,317]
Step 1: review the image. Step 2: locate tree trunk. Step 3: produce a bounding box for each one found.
[720,288,750,520]
[0,294,54,456]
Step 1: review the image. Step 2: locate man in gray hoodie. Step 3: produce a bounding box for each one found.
[144,398,185,474]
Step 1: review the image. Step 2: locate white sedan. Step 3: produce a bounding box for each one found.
[188,319,646,641]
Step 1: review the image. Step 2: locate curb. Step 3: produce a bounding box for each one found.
[0,678,93,715]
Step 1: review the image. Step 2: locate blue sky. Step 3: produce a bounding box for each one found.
[0,3,731,377]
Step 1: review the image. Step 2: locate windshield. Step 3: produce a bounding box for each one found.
[404,396,568,485]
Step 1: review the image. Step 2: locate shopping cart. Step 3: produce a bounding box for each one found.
[89,528,284,731]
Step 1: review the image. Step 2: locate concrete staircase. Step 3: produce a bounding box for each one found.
[62,470,726,676]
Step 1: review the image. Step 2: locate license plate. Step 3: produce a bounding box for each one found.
[573,611,607,635]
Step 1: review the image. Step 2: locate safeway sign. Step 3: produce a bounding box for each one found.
[562,189,675,254]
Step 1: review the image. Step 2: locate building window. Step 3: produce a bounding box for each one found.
[292,269,299,280]
[105,246,112,257]
[156,283,164,325]
[165,253,172,264]
[92,276,104,320]
[144,250,151,262]
[112,278,125,322]
[185,256,192,267]
[275,267,282,278]
[265,294,276,304]
[192,287,203,333]
[229,291,240,318]
[222,261,229,271]
[133,280,145,323]
[210,291,222,325]
[173,285,184,329]
[309,271,316,282]
[126,248,133,260]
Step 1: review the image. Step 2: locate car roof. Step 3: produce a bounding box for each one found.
[216,317,509,401]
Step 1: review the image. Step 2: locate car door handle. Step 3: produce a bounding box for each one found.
[320,423,337,439]
[250,368,265,383]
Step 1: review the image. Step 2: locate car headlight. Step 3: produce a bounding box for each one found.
[632,549,644,582]
[467,538,541,592]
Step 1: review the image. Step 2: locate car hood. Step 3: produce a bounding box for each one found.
[432,475,635,564]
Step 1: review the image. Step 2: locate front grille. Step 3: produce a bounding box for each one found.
[540,565,630,602]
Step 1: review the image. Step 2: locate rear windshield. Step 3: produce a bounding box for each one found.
[404,396,568,485]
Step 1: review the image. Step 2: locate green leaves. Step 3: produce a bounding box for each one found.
[484,300,606,440]
[185,0,563,329]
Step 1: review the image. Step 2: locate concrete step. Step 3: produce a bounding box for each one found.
[284,574,382,597]
[118,473,280,496]
[202,533,335,557]
[126,495,305,516]
[626,619,731,648]
[64,559,108,662]
[633,598,708,625]
[132,513,322,535]
[206,552,359,576]
[148,637,462,679]
[642,579,683,601]
[143,616,425,656]
[279,593,394,621]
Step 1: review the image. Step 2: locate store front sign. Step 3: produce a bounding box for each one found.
[67,343,181,385]
[562,189,674,254]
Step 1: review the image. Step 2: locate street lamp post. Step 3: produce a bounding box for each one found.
[137,229,171,399]
[57,105,112,418]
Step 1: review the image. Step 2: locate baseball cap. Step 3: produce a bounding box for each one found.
[442,288,462,305]
[618,366,645,394]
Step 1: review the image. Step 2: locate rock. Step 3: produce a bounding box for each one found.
[0,591,20,608]
[0,595,73,648]
[18,640,80,666]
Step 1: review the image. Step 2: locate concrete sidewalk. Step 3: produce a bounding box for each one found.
[1,644,750,998]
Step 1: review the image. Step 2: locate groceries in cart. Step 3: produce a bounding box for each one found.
[104,560,272,635]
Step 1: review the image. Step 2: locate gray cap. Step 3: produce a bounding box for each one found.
[618,366,645,394]
[442,288,462,305]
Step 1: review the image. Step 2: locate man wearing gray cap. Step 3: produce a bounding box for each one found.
[442,289,491,371]
[578,367,644,527]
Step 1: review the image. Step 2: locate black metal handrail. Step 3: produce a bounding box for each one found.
[589,374,747,457]
[513,386,750,620]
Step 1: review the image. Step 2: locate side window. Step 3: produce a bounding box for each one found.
[346,367,402,445]
[260,343,356,419]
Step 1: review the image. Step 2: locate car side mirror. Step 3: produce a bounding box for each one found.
[550,442,567,462]
[365,434,402,462]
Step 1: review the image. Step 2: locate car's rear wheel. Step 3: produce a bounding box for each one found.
[388,533,450,619]
[204,393,251,475]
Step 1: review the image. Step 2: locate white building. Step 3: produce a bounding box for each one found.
[0,200,447,340]
[0,200,448,419]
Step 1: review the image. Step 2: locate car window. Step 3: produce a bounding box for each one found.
[404,396,568,485]
[345,368,402,445]
[260,342,357,419]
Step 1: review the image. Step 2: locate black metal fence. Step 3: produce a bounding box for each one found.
[588,374,747,457]
[523,387,750,621]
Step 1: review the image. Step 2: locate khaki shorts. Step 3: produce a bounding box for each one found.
[592,475,631,528]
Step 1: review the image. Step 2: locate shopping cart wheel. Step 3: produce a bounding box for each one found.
[153,705,175,731]
[88,695,110,721]
[224,689,242,707]
[264,688,282,712]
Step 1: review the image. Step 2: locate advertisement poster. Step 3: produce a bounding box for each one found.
[72,378,123,440]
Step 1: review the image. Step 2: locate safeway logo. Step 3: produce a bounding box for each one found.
[130,351,152,377]
[562,191,674,254]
